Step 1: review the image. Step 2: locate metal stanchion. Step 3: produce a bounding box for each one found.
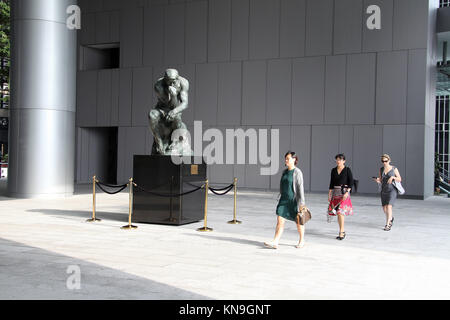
[87,175,101,222]
[228,177,242,224]
[121,178,138,230]
[197,179,213,232]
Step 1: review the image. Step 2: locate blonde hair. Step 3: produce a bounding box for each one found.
[381,154,391,161]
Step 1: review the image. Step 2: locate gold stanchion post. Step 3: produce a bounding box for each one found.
[197,179,213,232]
[121,178,138,230]
[228,177,242,224]
[87,175,101,222]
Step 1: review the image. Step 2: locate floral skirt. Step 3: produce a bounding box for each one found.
[327,187,353,216]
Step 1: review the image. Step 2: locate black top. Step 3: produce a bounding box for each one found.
[329,166,354,190]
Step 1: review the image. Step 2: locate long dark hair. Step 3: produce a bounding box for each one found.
[285,151,298,165]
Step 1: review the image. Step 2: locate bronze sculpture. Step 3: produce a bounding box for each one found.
[149,69,192,156]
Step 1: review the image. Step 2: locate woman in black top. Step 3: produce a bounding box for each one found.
[327,154,354,240]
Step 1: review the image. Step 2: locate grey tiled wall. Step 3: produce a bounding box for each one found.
[76,0,438,198]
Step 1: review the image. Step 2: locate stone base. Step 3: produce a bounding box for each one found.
[132,155,206,225]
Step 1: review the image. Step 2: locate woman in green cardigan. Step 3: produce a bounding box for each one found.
[264,151,307,249]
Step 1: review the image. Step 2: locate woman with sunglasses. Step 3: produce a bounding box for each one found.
[327,154,354,240]
[373,154,402,231]
[264,151,306,249]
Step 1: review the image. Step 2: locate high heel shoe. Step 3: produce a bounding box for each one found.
[336,232,346,240]
[384,217,394,231]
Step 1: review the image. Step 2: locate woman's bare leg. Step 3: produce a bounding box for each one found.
[386,205,393,225]
[296,217,305,246]
[383,205,389,225]
[273,216,285,244]
[338,214,345,234]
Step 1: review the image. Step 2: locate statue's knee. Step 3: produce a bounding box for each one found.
[149,110,160,123]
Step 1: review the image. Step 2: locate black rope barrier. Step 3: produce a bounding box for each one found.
[209,183,234,192]
[209,184,234,196]
[96,181,128,189]
[133,183,203,198]
[95,181,128,195]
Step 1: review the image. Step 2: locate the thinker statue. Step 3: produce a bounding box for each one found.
[149,69,192,156]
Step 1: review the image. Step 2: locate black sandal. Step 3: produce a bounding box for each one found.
[384,217,394,231]
[336,232,346,240]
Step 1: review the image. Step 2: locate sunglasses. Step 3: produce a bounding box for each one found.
[381,160,388,163]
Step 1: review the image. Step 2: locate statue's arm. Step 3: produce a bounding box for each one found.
[173,78,189,114]
[154,79,167,103]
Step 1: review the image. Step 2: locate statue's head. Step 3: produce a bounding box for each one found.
[164,69,179,85]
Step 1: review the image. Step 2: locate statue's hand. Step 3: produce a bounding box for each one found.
[168,86,177,98]
[166,110,177,121]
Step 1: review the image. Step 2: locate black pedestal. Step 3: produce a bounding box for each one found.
[132,155,207,225]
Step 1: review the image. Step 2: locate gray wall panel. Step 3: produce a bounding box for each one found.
[117,127,126,183]
[376,51,408,124]
[176,64,196,128]
[424,124,435,198]
[111,70,120,126]
[405,125,425,196]
[132,67,153,127]
[185,1,208,64]
[393,0,429,50]
[346,53,376,124]
[267,59,292,126]
[249,0,280,60]
[292,57,325,125]
[407,49,427,124]
[324,55,346,124]
[80,128,89,182]
[231,0,249,60]
[311,125,339,191]
[76,128,81,182]
[164,3,185,65]
[77,71,97,127]
[269,126,291,190]
[95,12,110,44]
[290,126,311,192]
[143,6,165,67]
[97,70,112,127]
[242,61,267,125]
[208,0,231,62]
[352,125,382,193]
[195,63,218,126]
[280,0,306,58]
[382,125,406,175]
[110,11,120,43]
[118,69,133,126]
[334,0,363,55]
[339,126,354,169]
[117,127,147,183]
[75,0,435,198]
[362,0,394,52]
[209,127,235,184]
[120,8,143,67]
[305,0,333,56]
[217,62,242,126]
[244,126,271,189]
[80,12,96,45]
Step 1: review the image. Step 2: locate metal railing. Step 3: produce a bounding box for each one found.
[441,0,450,8]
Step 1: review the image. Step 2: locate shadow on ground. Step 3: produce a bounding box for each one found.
[0,237,211,300]
[27,209,129,223]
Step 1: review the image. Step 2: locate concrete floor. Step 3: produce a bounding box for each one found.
[0,178,449,300]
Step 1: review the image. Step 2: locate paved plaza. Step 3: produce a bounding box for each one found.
[0,179,449,300]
